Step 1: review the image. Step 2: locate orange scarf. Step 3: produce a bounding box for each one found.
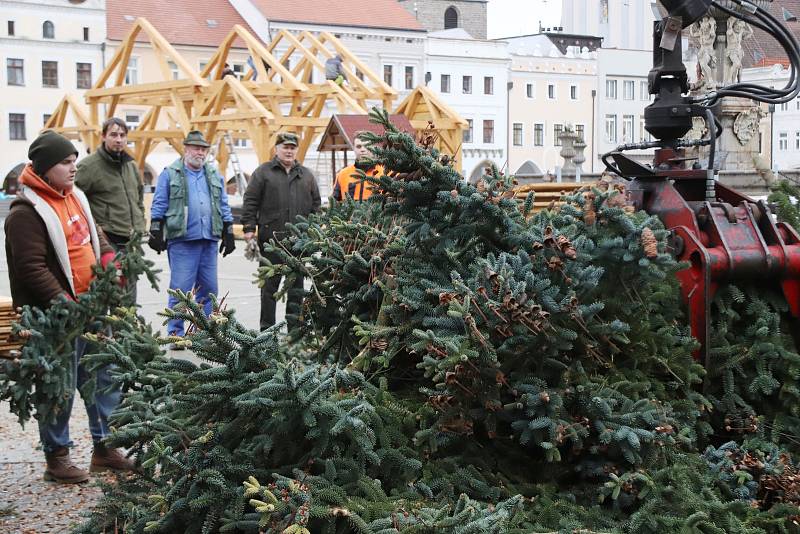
[19,165,97,295]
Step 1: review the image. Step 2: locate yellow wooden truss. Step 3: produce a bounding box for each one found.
[44,17,465,174]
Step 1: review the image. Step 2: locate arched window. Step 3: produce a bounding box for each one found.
[444,6,459,29]
[42,21,54,39]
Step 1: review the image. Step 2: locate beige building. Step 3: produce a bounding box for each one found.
[503,33,598,179]
[1,0,106,181]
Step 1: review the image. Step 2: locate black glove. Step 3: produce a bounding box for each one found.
[220,221,236,257]
[148,219,167,254]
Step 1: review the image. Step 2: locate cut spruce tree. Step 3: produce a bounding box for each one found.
[73,109,800,533]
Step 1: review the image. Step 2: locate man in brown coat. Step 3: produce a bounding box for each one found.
[5,130,135,483]
[241,132,321,330]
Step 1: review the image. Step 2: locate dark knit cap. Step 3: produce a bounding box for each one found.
[28,130,78,177]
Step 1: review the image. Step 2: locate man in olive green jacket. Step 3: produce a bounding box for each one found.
[75,117,146,300]
[241,132,321,330]
[76,118,146,246]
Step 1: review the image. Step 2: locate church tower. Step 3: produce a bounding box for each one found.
[397,0,488,39]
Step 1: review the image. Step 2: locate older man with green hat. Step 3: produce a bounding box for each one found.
[148,130,235,340]
[241,131,320,330]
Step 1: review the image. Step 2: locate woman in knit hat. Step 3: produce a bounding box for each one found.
[4,130,135,483]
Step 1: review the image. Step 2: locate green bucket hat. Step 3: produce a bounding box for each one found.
[183,130,211,147]
[276,132,299,146]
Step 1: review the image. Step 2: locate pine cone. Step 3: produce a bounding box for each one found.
[641,227,658,258]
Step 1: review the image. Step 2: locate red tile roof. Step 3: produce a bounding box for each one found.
[106,0,257,48]
[743,0,800,67]
[251,0,425,32]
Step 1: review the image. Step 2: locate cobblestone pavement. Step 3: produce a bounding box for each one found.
[0,404,102,533]
[0,240,277,532]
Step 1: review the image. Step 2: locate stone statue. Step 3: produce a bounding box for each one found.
[690,16,718,91]
[725,18,753,85]
[733,106,766,146]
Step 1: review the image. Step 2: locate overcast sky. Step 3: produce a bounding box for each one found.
[487,0,563,39]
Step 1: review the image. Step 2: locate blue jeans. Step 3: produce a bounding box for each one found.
[38,337,121,453]
[166,239,218,336]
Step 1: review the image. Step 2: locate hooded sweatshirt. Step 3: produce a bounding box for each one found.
[18,165,100,295]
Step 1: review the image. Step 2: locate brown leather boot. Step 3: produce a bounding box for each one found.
[90,444,136,473]
[44,447,90,484]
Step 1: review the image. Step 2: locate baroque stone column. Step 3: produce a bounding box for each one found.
[688,0,771,172]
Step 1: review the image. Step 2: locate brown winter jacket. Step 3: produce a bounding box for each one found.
[241,156,321,244]
[5,169,113,309]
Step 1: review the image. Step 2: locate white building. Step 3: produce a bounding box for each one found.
[742,64,800,171]
[595,48,655,166]
[1,0,106,181]
[424,28,509,181]
[561,0,658,51]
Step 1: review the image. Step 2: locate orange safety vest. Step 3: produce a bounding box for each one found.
[333,164,384,201]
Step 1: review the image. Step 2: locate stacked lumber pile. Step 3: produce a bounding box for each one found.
[514,182,592,212]
[0,296,22,359]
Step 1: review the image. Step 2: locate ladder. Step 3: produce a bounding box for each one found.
[223,132,248,195]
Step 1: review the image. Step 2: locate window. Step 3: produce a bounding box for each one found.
[125,113,141,145]
[640,116,652,142]
[795,131,800,150]
[484,76,493,95]
[7,21,14,36]
[623,80,635,100]
[641,80,649,100]
[780,102,789,112]
[76,62,92,89]
[383,64,393,86]
[444,6,458,29]
[534,123,544,146]
[570,84,578,100]
[606,79,617,99]
[125,57,138,85]
[547,83,555,99]
[83,27,89,41]
[43,20,54,39]
[282,59,290,71]
[554,123,564,146]
[43,114,51,126]
[441,74,450,93]
[168,61,180,80]
[526,83,534,98]
[513,123,523,146]
[463,119,473,143]
[356,69,364,81]
[462,75,472,94]
[575,124,585,142]
[405,66,414,90]
[483,119,494,143]
[622,114,635,142]
[41,61,58,88]
[232,63,245,80]
[779,132,788,150]
[7,58,24,86]
[9,113,26,140]
[605,114,618,143]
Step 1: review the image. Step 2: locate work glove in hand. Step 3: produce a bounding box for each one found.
[244,238,260,261]
[220,221,236,257]
[148,219,167,254]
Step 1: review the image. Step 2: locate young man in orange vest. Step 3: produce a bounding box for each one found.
[332,132,384,201]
